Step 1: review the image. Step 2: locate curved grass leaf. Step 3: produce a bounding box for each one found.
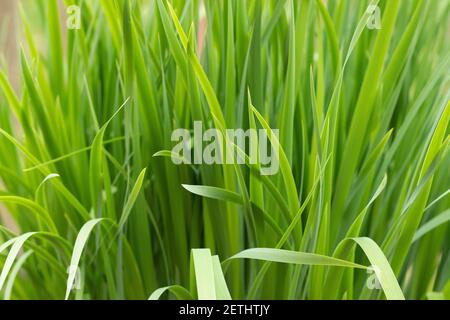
[148,285,193,300]
[225,248,367,270]
[352,237,405,300]
[118,168,147,230]
[65,219,104,300]
[182,185,243,205]
[4,250,33,300]
[0,232,37,291]
[0,196,57,233]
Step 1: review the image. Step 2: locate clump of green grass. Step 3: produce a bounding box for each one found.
[0,0,449,300]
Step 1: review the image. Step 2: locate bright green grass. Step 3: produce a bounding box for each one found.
[0,0,449,300]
